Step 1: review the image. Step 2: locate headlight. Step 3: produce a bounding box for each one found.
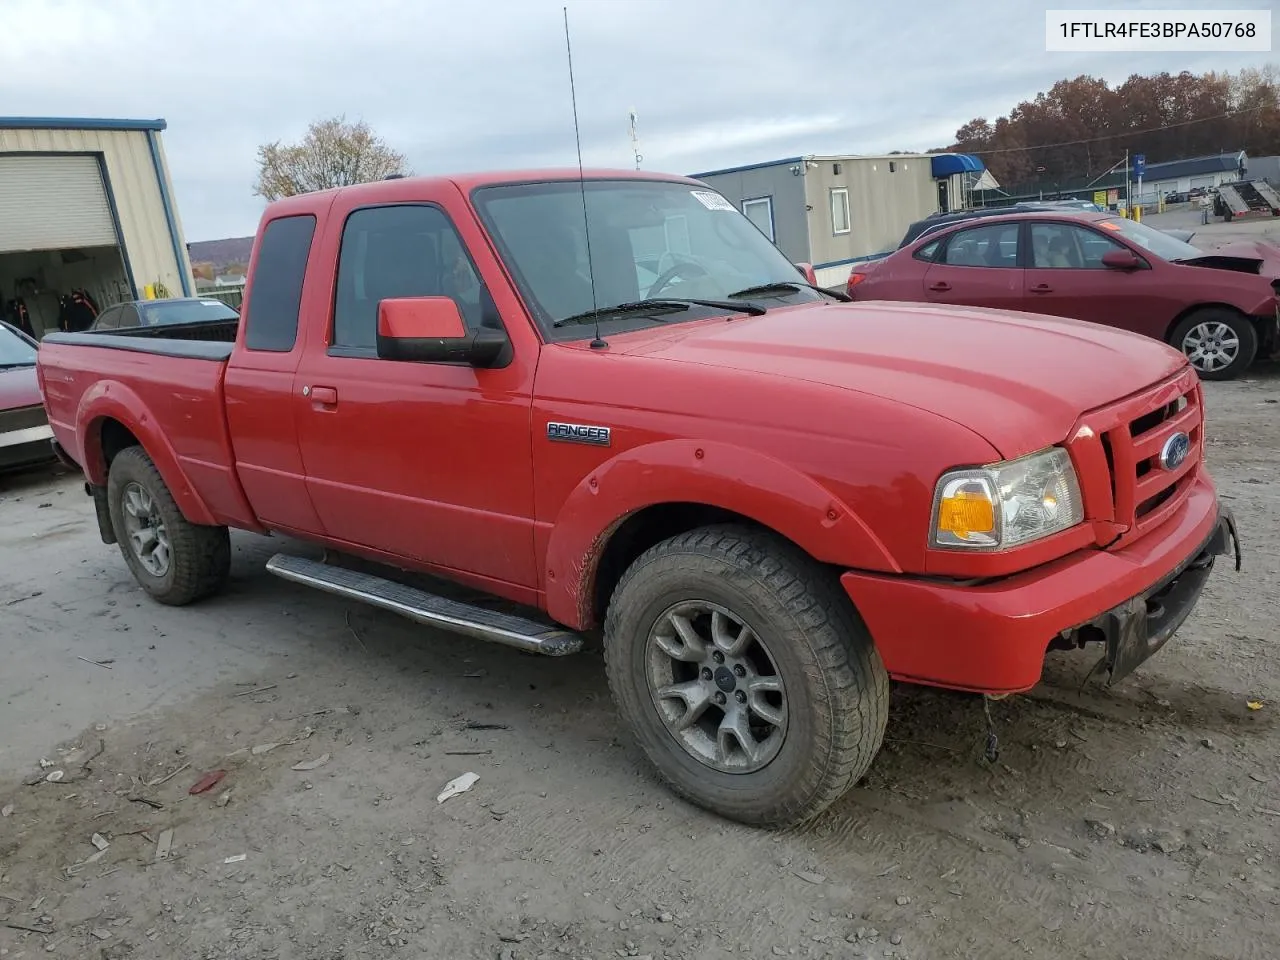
[931,447,1084,550]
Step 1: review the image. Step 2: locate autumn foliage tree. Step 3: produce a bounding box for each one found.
[253,116,410,201]
[949,66,1280,189]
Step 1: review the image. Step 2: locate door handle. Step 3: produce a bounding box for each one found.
[304,385,338,405]
[1029,284,1053,294]
[928,281,952,292]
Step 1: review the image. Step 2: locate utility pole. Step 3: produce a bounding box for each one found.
[1124,148,1130,216]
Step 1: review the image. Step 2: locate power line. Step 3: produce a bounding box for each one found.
[966,107,1260,156]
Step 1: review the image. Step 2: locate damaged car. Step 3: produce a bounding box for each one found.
[847,210,1280,380]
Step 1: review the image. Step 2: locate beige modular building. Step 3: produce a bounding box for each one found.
[0,117,195,337]
[691,152,987,288]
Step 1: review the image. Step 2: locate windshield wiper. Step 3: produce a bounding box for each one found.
[0,362,36,370]
[727,281,850,302]
[553,297,766,328]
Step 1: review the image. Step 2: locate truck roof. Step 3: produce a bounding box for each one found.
[261,167,704,218]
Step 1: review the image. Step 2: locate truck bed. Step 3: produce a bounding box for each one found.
[47,315,239,356]
[38,322,256,529]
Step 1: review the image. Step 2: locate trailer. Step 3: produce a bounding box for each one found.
[1214,180,1280,221]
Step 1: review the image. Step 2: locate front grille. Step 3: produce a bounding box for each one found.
[0,403,48,434]
[1066,368,1202,547]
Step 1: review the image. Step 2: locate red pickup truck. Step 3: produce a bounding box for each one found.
[36,169,1241,827]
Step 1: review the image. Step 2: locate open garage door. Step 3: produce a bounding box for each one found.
[0,155,119,252]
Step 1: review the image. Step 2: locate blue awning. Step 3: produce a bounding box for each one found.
[931,153,984,178]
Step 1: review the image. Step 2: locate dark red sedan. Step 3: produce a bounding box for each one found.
[846,211,1280,380]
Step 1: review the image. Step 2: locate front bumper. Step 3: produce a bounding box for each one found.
[0,424,56,471]
[1087,504,1239,686]
[841,474,1238,694]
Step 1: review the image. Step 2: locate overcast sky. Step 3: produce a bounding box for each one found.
[1,0,1274,241]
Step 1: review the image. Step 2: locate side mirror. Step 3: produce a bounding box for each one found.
[375,297,508,367]
[794,262,818,286]
[1101,249,1142,271]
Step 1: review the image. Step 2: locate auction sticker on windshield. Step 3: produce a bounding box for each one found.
[691,191,737,212]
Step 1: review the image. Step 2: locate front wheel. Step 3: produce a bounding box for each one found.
[1170,309,1258,381]
[106,446,231,605]
[603,524,889,827]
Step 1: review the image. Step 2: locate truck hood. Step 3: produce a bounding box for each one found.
[613,301,1188,459]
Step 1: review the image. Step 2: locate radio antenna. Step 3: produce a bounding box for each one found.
[628,109,643,170]
[563,5,605,349]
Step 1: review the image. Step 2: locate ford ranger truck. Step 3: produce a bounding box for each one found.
[36,169,1242,828]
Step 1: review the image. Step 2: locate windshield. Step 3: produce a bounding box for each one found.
[141,299,239,326]
[0,323,38,367]
[471,179,823,339]
[1096,217,1201,261]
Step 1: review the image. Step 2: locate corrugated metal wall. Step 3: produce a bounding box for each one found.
[0,126,193,298]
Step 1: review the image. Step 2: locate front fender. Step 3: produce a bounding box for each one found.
[542,438,900,629]
[77,380,218,527]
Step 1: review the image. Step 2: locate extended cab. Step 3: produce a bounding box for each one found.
[36,169,1241,827]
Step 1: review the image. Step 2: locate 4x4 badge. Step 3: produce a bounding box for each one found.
[547,422,611,446]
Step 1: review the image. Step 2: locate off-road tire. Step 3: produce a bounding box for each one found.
[107,446,231,605]
[1170,307,1258,381]
[603,524,889,827]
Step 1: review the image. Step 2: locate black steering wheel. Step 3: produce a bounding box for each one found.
[647,260,710,298]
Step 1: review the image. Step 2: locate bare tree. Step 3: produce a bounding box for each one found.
[253,116,409,200]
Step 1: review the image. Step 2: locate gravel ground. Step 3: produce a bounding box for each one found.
[1,363,1278,960]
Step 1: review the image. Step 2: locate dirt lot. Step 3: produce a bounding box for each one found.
[2,367,1278,960]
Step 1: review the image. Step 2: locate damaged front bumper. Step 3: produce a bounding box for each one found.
[840,477,1239,694]
[1094,504,1241,685]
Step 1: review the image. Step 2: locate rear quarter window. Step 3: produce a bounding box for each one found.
[913,239,941,262]
[242,215,317,352]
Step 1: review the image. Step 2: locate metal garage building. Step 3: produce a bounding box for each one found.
[0,117,194,338]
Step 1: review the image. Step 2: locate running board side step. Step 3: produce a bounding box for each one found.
[265,554,583,656]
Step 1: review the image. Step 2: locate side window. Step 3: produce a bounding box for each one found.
[830,188,851,235]
[940,223,1019,267]
[117,304,140,329]
[332,204,488,352]
[242,214,316,352]
[94,306,122,330]
[913,239,941,263]
[1031,222,1125,269]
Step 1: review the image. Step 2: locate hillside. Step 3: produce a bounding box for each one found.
[187,236,254,272]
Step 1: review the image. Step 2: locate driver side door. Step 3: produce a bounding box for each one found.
[293,196,541,591]
[1021,221,1167,338]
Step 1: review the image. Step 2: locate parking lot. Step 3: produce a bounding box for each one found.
[2,357,1279,959]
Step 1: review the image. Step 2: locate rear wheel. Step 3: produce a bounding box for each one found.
[107,446,230,605]
[603,524,889,827]
[1170,308,1257,381]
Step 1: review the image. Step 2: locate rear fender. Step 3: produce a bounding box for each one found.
[542,438,900,629]
[76,380,218,527]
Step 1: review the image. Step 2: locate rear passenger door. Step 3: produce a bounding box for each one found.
[920,222,1024,312]
[224,213,328,536]
[292,196,540,590]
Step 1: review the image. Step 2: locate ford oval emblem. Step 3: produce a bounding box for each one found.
[1159,432,1191,471]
